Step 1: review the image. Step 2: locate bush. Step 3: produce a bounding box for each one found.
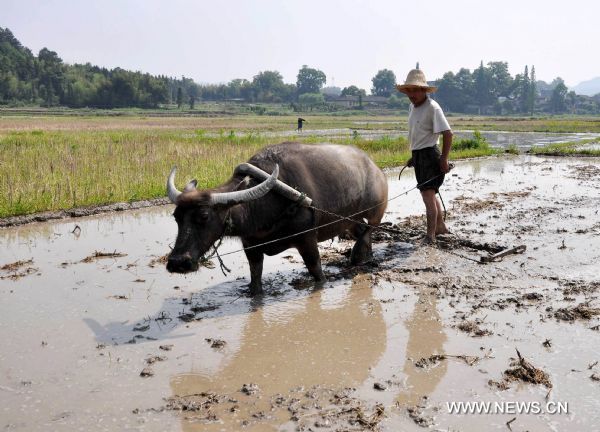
[505,143,519,154]
[453,130,489,151]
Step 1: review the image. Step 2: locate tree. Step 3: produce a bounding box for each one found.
[436,72,462,112]
[37,48,65,106]
[486,61,512,98]
[176,87,183,108]
[518,65,531,114]
[252,70,286,101]
[298,92,325,110]
[436,68,475,112]
[474,61,494,113]
[528,66,536,115]
[387,94,409,109]
[321,86,341,96]
[341,85,366,97]
[566,90,578,114]
[550,78,568,113]
[296,65,326,95]
[371,69,396,97]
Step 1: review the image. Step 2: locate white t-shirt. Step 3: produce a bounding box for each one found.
[408,98,451,150]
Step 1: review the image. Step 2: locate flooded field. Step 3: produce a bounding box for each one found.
[1,155,600,431]
[273,128,600,151]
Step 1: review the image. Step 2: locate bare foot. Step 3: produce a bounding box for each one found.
[421,236,437,246]
[436,226,450,235]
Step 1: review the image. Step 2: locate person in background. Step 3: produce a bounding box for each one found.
[397,68,453,244]
[297,117,306,132]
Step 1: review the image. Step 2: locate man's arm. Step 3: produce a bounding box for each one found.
[439,129,453,173]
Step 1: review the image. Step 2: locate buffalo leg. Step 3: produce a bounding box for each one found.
[244,248,264,295]
[351,223,373,265]
[297,238,326,282]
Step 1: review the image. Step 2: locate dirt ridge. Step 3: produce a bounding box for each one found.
[0,198,170,228]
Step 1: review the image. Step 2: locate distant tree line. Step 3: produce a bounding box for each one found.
[1,27,599,114]
[433,61,600,115]
[1,28,176,108]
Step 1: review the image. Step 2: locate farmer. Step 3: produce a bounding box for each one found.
[297,117,306,132]
[397,68,453,244]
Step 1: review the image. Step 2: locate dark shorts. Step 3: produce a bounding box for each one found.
[413,146,444,192]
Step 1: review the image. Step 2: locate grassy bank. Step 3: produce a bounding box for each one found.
[529,138,600,156]
[0,126,496,217]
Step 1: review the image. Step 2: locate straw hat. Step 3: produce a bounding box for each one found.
[396,69,437,94]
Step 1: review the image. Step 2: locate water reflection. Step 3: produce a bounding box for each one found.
[396,286,446,407]
[170,273,386,431]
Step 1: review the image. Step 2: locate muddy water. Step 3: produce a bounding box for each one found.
[1,156,600,431]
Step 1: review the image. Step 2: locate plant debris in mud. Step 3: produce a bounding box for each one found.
[145,355,167,365]
[490,349,552,390]
[456,319,493,337]
[0,266,39,280]
[178,312,199,322]
[0,258,39,280]
[165,391,226,418]
[553,303,600,321]
[148,254,168,268]
[1,258,33,272]
[561,280,600,296]
[405,397,434,428]
[152,385,387,431]
[568,164,600,181]
[140,367,154,378]
[81,250,127,263]
[522,292,544,301]
[205,338,226,349]
[241,383,260,395]
[415,353,485,368]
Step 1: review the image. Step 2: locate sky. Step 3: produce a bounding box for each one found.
[3,0,599,90]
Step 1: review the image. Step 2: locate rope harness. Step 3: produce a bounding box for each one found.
[202,169,453,269]
[192,161,525,280]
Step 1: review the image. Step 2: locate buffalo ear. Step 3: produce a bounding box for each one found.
[233,176,251,191]
[183,180,198,192]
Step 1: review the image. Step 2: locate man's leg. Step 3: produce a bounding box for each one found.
[435,196,449,235]
[420,189,438,241]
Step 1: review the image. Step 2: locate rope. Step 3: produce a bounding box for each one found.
[438,191,447,221]
[196,163,497,268]
[206,173,444,259]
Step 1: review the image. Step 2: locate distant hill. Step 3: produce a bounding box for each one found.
[571,77,600,96]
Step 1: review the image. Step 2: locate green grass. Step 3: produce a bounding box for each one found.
[3,111,596,218]
[0,126,500,218]
[0,129,278,217]
[529,138,600,156]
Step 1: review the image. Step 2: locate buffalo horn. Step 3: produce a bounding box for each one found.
[235,163,312,206]
[183,180,198,192]
[166,166,182,204]
[210,164,279,206]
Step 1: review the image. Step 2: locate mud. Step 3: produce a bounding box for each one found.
[1,155,600,431]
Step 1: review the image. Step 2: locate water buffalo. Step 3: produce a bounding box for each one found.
[166,142,388,294]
